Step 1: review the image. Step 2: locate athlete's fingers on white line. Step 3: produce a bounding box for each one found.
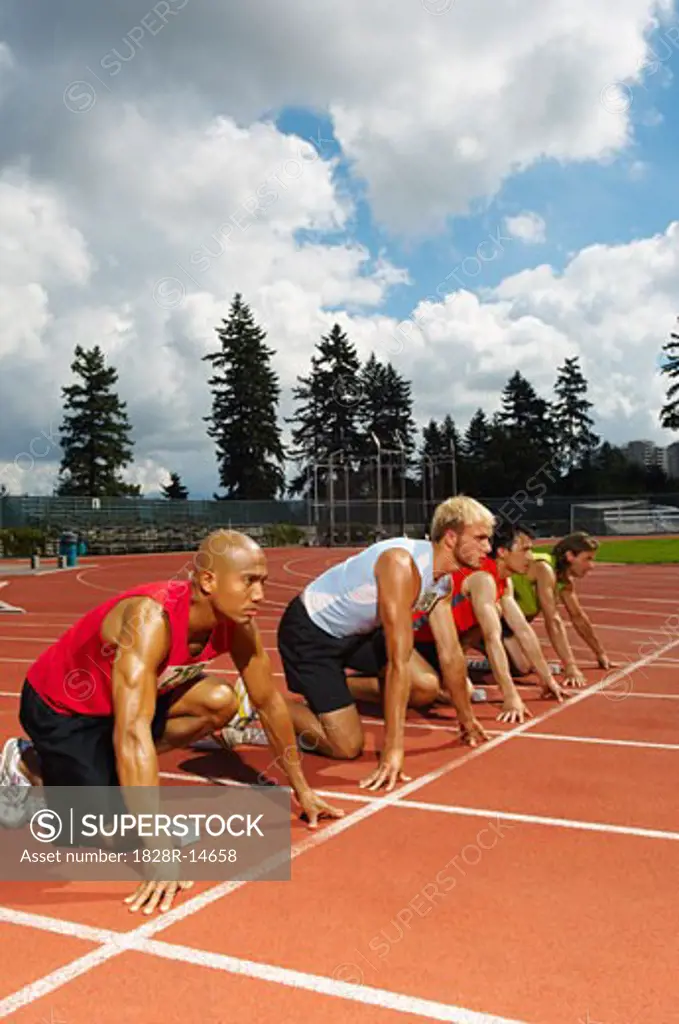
[124,881,150,906]
[160,882,179,913]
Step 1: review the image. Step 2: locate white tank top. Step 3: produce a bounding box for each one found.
[302,538,451,639]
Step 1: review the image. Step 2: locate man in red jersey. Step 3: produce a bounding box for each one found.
[350,521,564,725]
[411,521,566,722]
[0,529,342,915]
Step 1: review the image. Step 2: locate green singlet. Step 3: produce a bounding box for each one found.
[511,552,566,621]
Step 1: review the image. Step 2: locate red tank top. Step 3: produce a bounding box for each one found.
[414,557,507,642]
[26,580,233,716]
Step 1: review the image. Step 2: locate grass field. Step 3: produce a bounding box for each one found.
[536,536,679,563]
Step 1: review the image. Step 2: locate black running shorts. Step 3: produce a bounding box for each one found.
[349,629,443,677]
[278,595,380,715]
[19,679,172,788]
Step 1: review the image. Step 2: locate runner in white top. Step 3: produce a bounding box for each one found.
[276,496,495,793]
[302,536,453,639]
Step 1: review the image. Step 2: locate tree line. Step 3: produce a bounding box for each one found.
[48,295,679,500]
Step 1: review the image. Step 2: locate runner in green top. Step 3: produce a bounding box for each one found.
[509,530,614,688]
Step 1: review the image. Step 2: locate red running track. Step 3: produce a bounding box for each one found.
[0,547,677,1023]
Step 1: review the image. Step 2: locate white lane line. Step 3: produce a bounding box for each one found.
[136,937,529,1024]
[392,800,679,842]
[494,731,679,752]
[1,631,677,1018]
[0,908,527,1024]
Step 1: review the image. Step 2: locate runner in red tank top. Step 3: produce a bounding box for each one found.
[410,522,565,723]
[0,530,343,915]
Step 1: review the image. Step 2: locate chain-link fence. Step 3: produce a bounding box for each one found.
[2,489,679,556]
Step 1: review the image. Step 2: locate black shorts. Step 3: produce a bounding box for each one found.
[19,680,172,788]
[278,596,380,715]
[349,630,443,677]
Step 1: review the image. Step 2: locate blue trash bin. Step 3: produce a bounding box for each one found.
[59,531,79,568]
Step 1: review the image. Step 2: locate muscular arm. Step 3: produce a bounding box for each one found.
[500,583,563,698]
[467,573,524,712]
[426,594,472,723]
[534,562,579,672]
[110,597,171,788]
[109,598,178,868]
[229,619,313,803]
[561,586,608,664]
[374,549,420,756]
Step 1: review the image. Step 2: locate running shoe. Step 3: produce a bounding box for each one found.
[191,676,269,750]
[0,738,33,828]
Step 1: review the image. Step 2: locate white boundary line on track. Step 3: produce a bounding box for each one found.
[152,769,679,839]
[0,909,525,1024]
[0,582,25,615]
[1,633,679,1019]
[581,604,679,617]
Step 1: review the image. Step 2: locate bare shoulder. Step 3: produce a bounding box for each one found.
[374,546,420,603]
[375,545,417,578]
[533,559,556,585]
[101,595,169,648]
[466,569,495,597]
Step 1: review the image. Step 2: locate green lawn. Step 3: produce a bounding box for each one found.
[535,537,679,564]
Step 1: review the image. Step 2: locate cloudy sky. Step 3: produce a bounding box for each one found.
[1,0,679,497]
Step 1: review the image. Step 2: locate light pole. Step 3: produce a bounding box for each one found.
[371,432,382,537]
[450,436,458,495]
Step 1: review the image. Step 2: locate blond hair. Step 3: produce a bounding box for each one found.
[430,495,495,543]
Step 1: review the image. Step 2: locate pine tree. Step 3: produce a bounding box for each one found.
[287,323,363,496]
[553,356,599,474]
[461,409,493,493]
[419,419,445,504]
[203,294,285,500]
[161,472,189,500]
[659,317,679,430]
[56,345,139,496]
[494,370,555,487]
[358,356,417,458]
[440,414,462,495]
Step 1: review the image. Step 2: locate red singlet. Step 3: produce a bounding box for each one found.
[413,557,507,642]
[26,580,233,717]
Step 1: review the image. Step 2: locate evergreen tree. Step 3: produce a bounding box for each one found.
[287,323,363,496]
[56,345,139,496]
[439,414,463,495]
[553,356,599,474]
[659,317,679,430]
[494,370,555,488]
[203,294,285,500]
[419,419,445,507]
[161,472,189,500]
[461,409,493,494]
[358,356,417,461]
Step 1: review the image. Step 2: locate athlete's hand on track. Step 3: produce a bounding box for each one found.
[540,676,566,703]
[497,696,533,724]
[297,788,345,828]
[562,664,587,688]
[459,716,490,747]
[598,654,616,670]
[359,748,411,794]
[124,879,194,915]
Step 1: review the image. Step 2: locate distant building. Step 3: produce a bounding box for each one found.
[666,441,679,480]
[622,440,669,473]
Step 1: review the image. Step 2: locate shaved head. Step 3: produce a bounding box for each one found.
[196,529,261,572]
[192,529,268,624]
